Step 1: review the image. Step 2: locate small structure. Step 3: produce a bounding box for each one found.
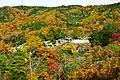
[43,37,90,49]
[65,37,72,42]
[71,39,89,44]
[12,43,26,52]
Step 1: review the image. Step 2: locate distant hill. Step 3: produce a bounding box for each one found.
[0,2,120,37]
[105,2,120,8]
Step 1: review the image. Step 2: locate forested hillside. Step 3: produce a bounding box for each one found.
[0,3,120,80]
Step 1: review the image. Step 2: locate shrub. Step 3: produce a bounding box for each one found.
[108,43,120,53]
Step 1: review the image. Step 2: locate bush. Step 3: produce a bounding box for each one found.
[108,43,120,53]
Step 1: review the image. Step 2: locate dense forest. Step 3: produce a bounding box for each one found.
[0,2,120,80]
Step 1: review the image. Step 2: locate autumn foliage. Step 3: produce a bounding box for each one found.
[0,3,120,80]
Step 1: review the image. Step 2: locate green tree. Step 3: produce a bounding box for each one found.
[54,28,65,39]
[0,53,7,79]
[90,22,117,46]
[5,51,29,80]
[47,27,56,42]
[99,23,117,46]
[72,28,81,39]
[90,29,101,46]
